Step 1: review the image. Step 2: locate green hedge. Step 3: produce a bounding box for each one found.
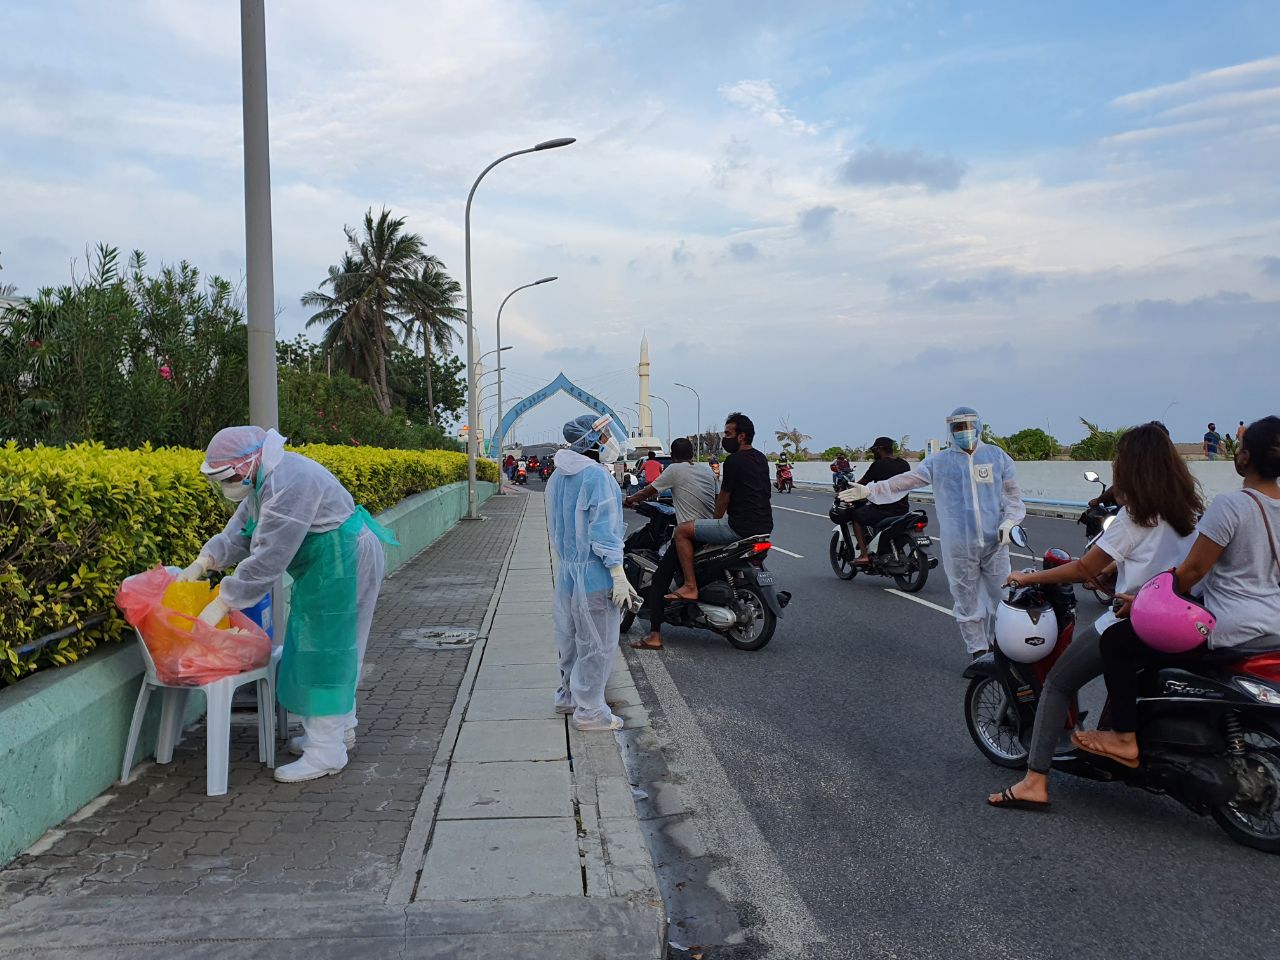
[0,442,498,684]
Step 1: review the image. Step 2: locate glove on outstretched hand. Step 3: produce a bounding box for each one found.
[837,484,870,503]
[609,566,641,610]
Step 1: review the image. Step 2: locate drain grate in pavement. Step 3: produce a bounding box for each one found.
[402,627,480,650]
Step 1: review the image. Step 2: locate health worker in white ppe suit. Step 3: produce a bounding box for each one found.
[178,426,396,783]
[547,414,641,731]
[839,407,1025,659]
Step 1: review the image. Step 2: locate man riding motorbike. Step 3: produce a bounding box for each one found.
[840,407,1025,659]
[847,437,911,566]
[623,437,716,650]
[667,412,773,603]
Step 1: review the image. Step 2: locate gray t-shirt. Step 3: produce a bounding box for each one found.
[651,461,717,525]
[1196,489,1280,650]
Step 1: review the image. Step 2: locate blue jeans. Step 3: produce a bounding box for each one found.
[692,516,743,545]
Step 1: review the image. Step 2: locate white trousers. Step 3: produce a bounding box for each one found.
[942,543,1010,654]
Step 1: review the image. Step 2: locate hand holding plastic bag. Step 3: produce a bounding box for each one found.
[115,565,271,686]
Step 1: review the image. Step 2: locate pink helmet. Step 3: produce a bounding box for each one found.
[1130,571,1215,654]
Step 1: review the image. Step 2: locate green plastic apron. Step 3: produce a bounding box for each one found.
[275,506,397,717]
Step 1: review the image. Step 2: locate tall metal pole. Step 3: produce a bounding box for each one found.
[496,276,556,462]
[674,382,701,460]
[240,0,277,430]
[652,394,672,450]
[463,139,574,520]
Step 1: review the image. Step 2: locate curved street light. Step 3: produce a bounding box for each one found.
[651,394,672,450]
[673,382,702,460]
[463,137,576,519]
[496,276,557,471]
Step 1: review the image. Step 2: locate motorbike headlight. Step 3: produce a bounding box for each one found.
[1101,515,1116,532]
[1236,678,1280,705]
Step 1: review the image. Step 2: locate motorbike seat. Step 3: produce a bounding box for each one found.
[695,534,768,556]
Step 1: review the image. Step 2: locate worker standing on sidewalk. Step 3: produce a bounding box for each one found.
[177,425,396,782]
[547,414,640,731]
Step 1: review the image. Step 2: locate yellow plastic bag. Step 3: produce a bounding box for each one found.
[162,581,230,631]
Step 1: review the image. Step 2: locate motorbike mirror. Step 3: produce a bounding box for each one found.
[1009,524,1029,549]
[1083,471,1100,483]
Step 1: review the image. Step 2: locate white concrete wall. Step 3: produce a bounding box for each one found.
[789,459,1242,504]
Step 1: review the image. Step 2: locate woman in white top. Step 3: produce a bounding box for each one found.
[985,423,1202,810]
[1075,415,1280,767]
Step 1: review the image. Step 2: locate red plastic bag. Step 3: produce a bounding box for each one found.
[115,566,272,686]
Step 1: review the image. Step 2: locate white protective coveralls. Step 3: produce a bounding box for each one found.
[863,442,1025,653]
[198,428,386,771]
[546,446,627,728]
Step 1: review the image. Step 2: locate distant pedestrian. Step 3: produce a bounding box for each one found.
[709,456,721,483]
[1203,422,1223,461]
[641,450,664,485]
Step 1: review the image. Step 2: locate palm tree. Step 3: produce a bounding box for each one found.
[774,419,813,459]
[302,209,426,415]
[400,255,463,423]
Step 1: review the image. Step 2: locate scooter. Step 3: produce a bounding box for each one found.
[620,501,790,651]
[515,463,528,485]
[964,526,1280,853]
[775,464,794,493]
[1077,470,1120,604]
[827,498,935,592]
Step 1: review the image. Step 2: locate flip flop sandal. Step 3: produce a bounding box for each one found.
[630,640,664,650]
[1071,732,1140,769]
[987,787,1052,812]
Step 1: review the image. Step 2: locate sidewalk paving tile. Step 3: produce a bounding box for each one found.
[465,688,563,722]
[473,662,561,690]
[452,720,567,763]
[417,819,581,900]
[437,761,571,819]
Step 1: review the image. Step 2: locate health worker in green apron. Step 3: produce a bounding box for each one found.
[178,426,396,783]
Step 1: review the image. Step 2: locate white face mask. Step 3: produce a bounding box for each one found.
[221,479,252,502]
[598,436,623,464]
[951,428,978,452]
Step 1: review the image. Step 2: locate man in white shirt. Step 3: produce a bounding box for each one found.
[623,437,715,650]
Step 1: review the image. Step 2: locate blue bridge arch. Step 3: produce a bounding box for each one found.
[489,372,626,457]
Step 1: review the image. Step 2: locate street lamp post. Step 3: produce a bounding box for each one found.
[496,276,557,472]
[673,382,702,460]
[463,137,575,520]
[651,394,672,450]
[240,0,278,431]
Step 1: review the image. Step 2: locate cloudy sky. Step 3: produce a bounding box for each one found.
[3,0,1277,451]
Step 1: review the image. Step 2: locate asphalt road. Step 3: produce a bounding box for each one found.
[622,488,1280,960]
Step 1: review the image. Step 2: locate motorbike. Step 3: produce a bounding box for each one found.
[827,497,934,592]
[964,526,1280,853]
[1077,469,1120,604]
[833,468,855,493]
[775,464,794,493]
[539,463,553,481]
[515,464,528,485]
[619,500,790,651]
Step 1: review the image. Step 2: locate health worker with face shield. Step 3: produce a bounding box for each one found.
[547,414,640,731]
[838,407,1026,659]
[178,426,396,782]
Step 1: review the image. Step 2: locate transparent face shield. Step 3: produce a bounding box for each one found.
[200,455,257,502]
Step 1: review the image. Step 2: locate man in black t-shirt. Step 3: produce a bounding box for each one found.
[848,436,911,565]
[666,411,772,602]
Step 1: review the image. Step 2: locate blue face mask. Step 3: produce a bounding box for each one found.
[951,428,978,452]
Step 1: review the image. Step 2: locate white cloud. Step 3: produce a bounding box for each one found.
[719,80,817,134]
[1110,55,1280,109]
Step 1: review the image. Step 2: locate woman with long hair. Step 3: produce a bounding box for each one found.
[1076,416,1280,767]
[986,423,1202,810]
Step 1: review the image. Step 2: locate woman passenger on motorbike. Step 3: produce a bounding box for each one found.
[986,423,1201,809]
[1074,416,1280,768]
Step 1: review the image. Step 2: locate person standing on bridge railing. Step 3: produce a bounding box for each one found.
[838,407,1025,661]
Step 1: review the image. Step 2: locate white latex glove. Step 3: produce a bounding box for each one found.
[998,520,1016,546]
[197,596,231,627]
[608,566,641,610]
[176,555,214,583]
[837,484,870,503]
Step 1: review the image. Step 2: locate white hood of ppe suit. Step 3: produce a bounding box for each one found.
[553,449,600,475]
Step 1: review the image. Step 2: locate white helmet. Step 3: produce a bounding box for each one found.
[994,601,1058,664]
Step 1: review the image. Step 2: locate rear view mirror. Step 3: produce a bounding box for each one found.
[1010,525,1029,549]
[1083,471,1100,483]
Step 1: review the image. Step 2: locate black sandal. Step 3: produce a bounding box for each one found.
[987,787,1051,812]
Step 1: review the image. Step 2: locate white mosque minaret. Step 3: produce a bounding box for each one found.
[631,333,664,455]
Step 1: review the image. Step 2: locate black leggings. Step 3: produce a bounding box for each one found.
[1099,619,1205,732]
[647,546,680,630]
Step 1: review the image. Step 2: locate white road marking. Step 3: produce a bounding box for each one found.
[770,545,804,558]
[884,588,956,618]
[634,653,827,952]
[774,505,829,519]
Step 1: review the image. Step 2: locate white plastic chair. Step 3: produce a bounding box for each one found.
[120,627,278,797]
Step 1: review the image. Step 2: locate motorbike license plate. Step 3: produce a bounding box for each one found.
[915,537,932,547]
[755,572,775,586]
